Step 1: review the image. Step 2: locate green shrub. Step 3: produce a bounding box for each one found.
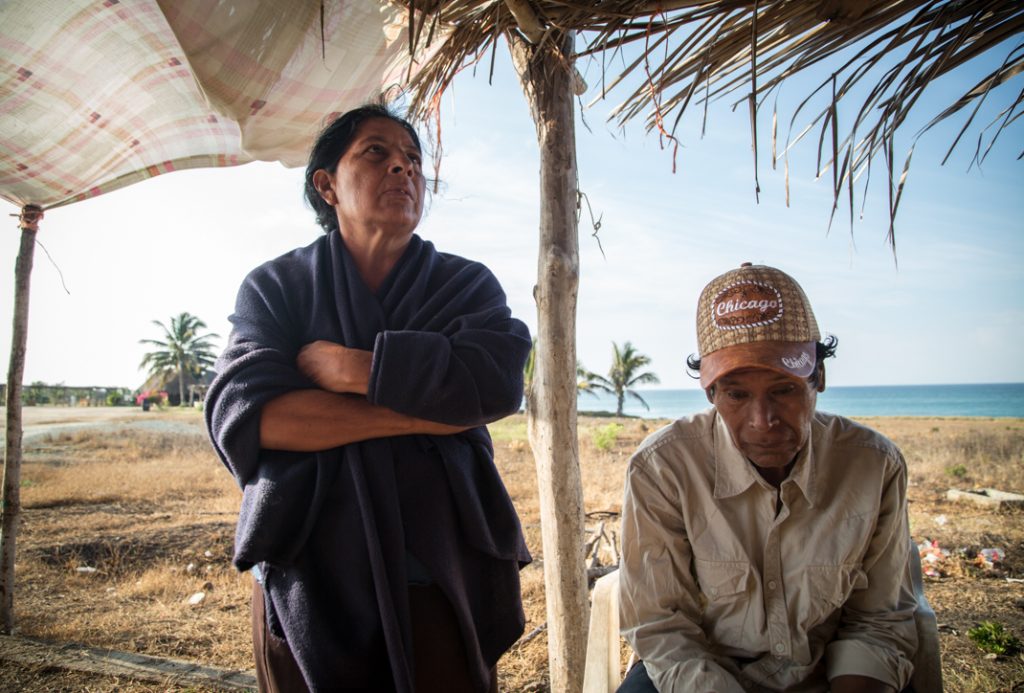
[945,463,968,479]
[968,621,1021,656]
[593,423,624,452]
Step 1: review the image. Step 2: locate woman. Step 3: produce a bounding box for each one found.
[206,104,533,693]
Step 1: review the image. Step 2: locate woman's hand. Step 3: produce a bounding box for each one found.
[297,340,373,395]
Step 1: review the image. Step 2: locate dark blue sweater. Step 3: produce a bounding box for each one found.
[205,232,532,692]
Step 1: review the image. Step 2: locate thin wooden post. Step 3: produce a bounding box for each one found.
[1,204,42,633]
[510,32,589,693]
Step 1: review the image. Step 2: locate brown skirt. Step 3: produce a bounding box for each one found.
[251,581,498,693]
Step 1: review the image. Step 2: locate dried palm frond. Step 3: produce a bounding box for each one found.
[395,1,1023,241]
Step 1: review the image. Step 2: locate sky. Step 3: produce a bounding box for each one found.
[1,36,1022,391]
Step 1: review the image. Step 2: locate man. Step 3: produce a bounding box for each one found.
[618,263,917,693]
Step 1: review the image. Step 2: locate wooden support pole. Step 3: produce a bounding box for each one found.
[510,31,588,693]
[1,204,41,634]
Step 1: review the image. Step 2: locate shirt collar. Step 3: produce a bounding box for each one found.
[712,410,821,506]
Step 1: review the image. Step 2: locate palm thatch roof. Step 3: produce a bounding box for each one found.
[398,0,1023,237]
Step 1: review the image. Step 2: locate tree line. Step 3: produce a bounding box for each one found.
[19,315,660,416]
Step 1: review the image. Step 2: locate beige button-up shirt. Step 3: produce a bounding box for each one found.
[620,409,917,692]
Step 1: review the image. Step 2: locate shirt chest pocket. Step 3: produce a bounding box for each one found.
[694,559,762,645]
[799,563,867,630]
[695,559,750,600]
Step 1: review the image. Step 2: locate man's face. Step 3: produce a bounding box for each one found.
[710,367,822,470]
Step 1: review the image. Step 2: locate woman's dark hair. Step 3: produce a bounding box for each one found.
[686,334,839,387]
[303,104,422,234]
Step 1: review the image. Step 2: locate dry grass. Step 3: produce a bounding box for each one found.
[5,408,1024,692]
[11,410,252,688]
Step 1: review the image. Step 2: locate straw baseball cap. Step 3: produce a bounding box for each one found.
[696,263,820,389]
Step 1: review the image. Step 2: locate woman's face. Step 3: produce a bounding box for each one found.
[318,117,425,239]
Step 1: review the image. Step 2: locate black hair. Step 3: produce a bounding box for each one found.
[686,334,839,390]
[807,335,838,387]
[303,104,422,234]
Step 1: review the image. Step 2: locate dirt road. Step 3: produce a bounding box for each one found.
[0,406,202,444]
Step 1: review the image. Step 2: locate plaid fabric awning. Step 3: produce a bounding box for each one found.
[0,0,432,209]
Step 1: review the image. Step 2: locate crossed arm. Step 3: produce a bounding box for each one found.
[259,340,467,452]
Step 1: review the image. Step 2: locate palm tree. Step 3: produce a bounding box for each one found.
[139,312,219,406]
[576,361,599,398]
[580,341,660,417]
[524,339,601,415]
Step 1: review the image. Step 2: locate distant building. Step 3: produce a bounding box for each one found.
[0,382,133,407]
[137,369,215,407]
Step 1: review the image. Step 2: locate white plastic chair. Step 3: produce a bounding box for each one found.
[583,542,943,693]
[583,569,630,693]
[908,544,943,692]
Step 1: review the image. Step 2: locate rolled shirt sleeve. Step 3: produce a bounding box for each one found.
[826,449,917,689]
[367,313,530,426]
[365,259,531,426]
[620,451,746,693]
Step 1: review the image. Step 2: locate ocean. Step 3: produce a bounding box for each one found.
[576,383,1024,420]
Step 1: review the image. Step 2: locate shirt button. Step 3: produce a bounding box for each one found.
[774,643,785,654]
[767,580,777,590]
[710,587,718,597]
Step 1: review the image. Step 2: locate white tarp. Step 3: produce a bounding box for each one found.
[0,0,434,209]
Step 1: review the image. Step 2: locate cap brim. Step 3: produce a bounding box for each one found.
[700,341,817,389]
